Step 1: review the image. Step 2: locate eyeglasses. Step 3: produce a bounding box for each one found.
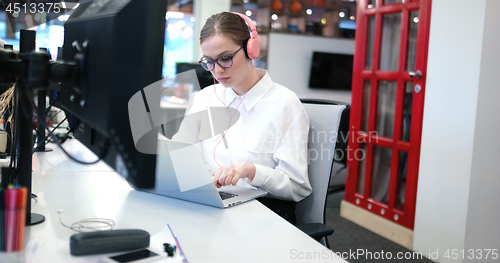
[198,46,243,71]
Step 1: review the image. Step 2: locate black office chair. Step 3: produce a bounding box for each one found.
[330,103,350,193]
[295,99,349,248]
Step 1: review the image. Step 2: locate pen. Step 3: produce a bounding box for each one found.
[16,187,27,251]
[167,224,189,263]
[4,188,18,252]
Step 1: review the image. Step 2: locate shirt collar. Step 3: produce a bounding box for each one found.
[219,69,272,111]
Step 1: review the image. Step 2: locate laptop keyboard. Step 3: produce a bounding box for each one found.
[219,192,238,200]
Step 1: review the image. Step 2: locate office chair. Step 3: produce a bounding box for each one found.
[329,103,350,193]
[301,99,350,183]
[295,99,348,248]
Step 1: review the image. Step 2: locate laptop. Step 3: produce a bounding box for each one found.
[141,140,268,208]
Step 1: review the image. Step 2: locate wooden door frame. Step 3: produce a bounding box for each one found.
[345,0,432,230]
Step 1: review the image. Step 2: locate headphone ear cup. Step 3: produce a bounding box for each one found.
[246,38,260,60]
[243,39,250,59]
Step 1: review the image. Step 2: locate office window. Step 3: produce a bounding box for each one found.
[163,14,194,79]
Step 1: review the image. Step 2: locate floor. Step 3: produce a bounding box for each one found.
[325,190,434,263]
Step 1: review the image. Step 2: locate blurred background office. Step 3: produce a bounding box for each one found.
[2,1,499,263]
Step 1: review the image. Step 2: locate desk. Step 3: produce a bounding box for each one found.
[3,139,348,263]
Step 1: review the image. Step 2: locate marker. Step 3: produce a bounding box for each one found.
[0,188,4,251]
[4,188,18,252]
[168,224,188,263]
[16,187,28,251]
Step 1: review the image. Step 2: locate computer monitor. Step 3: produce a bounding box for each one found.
[56,0,167,189]
[175,62,213,90]
[308,51,354,91]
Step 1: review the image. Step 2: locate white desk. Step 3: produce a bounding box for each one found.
[3,139,348,263]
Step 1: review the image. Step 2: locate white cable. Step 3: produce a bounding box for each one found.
[58,208,116,233]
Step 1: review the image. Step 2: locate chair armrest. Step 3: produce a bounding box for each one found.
[296,223,334,241]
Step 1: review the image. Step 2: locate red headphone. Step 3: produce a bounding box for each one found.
[231,12,260,60]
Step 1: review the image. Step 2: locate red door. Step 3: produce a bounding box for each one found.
[345,0,432,229]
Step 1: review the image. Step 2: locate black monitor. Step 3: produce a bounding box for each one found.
[308,51,354,91]
[175,62,213,90]
[56,0,167,188]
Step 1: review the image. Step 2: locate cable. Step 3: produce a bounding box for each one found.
[32,92,63,143]
[8,82,20,173]
[32,109,64,133]
[32,116,68,154]
[31,193,38,206]
[58,141,108,165]
[45,109,64,125]
[212,63,255,167]
[22,94,72,155]
[19,85,108,165]
[57,208,115,233]
[44,96,56,116]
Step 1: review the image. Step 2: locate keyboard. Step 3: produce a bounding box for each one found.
[219,192,238,200]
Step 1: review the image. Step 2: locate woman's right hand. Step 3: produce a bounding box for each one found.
[213,162,256,188]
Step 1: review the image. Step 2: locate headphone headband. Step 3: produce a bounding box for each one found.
[231,12,260,60]
[231,12,259,39]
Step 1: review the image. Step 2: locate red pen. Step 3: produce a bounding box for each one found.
[4,188,18,252]
[16,187,28,251]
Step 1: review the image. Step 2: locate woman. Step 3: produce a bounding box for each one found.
[172,12,311,224]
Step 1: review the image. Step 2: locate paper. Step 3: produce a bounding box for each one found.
[150,224,188,263]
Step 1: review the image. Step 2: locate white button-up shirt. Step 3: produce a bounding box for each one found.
[172,69,311,201]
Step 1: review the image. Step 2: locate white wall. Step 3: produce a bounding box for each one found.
[414,1,500,262]
[267,33,355,103]
[193,0,231,62]
[463,0,500,261]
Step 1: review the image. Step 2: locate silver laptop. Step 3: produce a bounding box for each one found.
[140,140,267,208]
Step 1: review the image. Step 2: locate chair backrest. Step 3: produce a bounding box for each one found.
[334,106,350,166]
[295,99,347,225]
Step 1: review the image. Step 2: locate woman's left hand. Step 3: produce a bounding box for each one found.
[213,162,256,188]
